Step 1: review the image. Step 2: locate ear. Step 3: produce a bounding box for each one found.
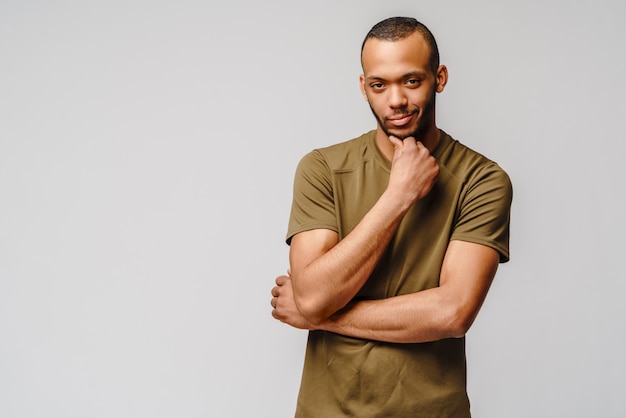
[435,65,448,93]
[359,74,368,101]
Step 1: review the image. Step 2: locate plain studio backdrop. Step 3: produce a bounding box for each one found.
[1,1,624,417]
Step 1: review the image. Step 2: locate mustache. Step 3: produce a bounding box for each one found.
[385,108,418,120]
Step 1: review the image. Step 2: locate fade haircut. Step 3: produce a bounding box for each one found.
[361,17,440,74]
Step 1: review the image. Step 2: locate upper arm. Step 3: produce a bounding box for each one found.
[439,239,500,335]
[288,229,339,319]
[286,151,337,245]
[289,229,339,277]
[451,163,513,263]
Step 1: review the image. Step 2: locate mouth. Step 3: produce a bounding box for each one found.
[386,111,416,128]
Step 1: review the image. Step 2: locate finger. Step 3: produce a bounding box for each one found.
[404,136,417,143]
[271,287,278,297]
[276,275,290,286]
[271,296,277,308]
[388,136,402,148]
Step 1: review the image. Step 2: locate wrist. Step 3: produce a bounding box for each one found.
[380,187,415,216]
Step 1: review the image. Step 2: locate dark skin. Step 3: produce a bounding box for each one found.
[271,32,499,343]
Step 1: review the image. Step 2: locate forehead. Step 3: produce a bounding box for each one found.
[361,32,431,78]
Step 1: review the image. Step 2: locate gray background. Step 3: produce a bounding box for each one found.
[1,0,624,417]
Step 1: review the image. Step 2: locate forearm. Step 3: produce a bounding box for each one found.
[291,188,411,324]
[316,241,500,343]
[318,288,464,343]
[275,241,499,340]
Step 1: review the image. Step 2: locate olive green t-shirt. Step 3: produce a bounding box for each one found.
[286,130,512,417]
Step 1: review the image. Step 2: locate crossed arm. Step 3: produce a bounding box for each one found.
[271,136,501,343]
[271,234,499,343]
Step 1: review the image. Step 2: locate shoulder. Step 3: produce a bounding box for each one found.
[436,130,511,191]
[298,130,377,172]
[437,132,513,262]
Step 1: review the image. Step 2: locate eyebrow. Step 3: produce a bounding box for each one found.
[365,71,428,82]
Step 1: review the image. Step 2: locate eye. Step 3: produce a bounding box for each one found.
[406,79,421,87]
[371,82,384,90]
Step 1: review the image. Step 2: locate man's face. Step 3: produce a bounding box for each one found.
[360,33,442,141]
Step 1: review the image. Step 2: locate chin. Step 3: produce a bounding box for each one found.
[387,127,422,141]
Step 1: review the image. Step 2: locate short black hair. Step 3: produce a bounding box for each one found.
[361,17,440,74]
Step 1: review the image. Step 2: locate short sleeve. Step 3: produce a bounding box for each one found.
[286,150,338,244]
[450,163,513,262]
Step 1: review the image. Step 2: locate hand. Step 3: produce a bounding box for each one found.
[271,272,315,330]
[387,135,440,206]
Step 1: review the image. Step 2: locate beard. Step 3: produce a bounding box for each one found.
[369,89,436,141]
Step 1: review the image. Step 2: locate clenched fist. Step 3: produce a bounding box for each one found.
[386,135,439,207]
[271,273,315,330]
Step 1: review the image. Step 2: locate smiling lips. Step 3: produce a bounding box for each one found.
[387,111,416,127]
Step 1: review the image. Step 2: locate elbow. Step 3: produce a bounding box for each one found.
[294,294,334,327]
[448,318,472,339]
[443,305,475,339]
[291,270,340,326]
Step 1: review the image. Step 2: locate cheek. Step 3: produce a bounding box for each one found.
[366,94,376,108]
[413,90,435,111]
[411,91,429,105]
[373,102,389,119]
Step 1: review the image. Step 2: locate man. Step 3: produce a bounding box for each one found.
[271,16,512,417]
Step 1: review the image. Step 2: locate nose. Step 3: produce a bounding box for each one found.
[388,85,408,109]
